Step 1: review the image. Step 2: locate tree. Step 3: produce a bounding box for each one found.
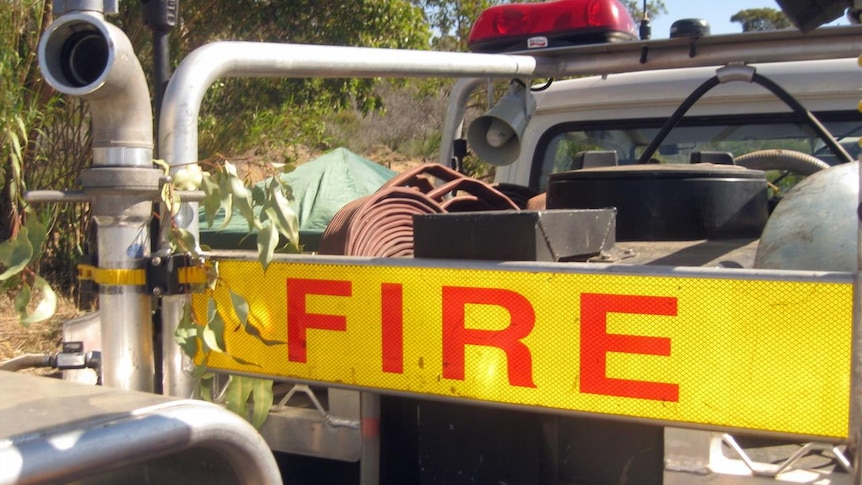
[113,0,432,157]
[730,8,792,32]
[622,0,668,22]
[416,0,497,51]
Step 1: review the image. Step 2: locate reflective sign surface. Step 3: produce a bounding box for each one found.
[196,260,852,439]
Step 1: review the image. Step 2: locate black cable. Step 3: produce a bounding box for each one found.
[638,70,855,165]
[531,78,554,92]
[751,73,854,164]
[637,76,721,164]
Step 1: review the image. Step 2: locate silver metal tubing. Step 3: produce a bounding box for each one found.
[24,190,90,204]
[159,42,557,167]
[53,0,118,16]
[39,13,157,391]
[551,25,862,77]
[0,372,282,485]
[0,354,52,372]
[98,288,154,391]
[94,209,154,391]
[39,12,153,164]
[93,146,154,167]
[161,295,197,399]
[438,77,485,166]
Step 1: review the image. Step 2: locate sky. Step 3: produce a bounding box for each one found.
[647,0,847,38]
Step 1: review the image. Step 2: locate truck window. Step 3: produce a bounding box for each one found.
[531,112,862,192]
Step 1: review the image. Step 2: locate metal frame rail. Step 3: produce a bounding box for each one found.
[156,23,860,485]
[0,371,282,484]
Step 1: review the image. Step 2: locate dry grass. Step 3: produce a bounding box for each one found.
[0,294,82,368]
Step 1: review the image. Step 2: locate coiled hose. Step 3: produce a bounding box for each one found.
[319,164,520,257]
[734,149,830,176]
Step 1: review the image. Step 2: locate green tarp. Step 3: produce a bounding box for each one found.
[200,147,396,251]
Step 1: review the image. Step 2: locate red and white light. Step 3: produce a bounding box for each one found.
[468,0,638,53]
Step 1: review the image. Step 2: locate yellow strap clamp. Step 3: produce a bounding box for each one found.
[77,264,207,287]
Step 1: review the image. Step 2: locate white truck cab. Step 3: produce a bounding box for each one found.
[495,58,861,192]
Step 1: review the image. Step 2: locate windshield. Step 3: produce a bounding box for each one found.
[531,112,862,192]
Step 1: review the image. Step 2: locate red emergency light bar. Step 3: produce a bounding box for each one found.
[468,0,638,53]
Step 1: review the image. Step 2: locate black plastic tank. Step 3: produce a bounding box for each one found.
[546,164,768,241]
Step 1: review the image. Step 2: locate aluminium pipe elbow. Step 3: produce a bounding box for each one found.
[38,13,153,167]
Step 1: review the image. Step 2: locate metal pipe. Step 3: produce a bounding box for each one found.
[359,392,381,485]
[0,354,52,372]
[159,43,556,167]
[161,296,196,399]
[158,42,557,396]
[1,391,282,484]
[24,190,90,204]
[552,25,862,77]
[852,152,862,484]
[438,78,485,166]
[38,12,157,392]
[40,13,154,167]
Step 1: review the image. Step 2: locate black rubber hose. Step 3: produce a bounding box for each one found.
[638,71,854,166]
[751,73,854,165]
[637,76,721,164]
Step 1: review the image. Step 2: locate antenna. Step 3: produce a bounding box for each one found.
[639,0,652,39]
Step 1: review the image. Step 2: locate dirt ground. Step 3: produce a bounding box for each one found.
[0,294,80,369]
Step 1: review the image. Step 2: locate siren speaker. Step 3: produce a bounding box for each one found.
[468,82,535,166]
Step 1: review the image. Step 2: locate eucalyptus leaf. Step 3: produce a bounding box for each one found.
[250,378,274,428]
[199,374,214,402]
[256,221,277,273]
[230,176,256,232]
[229,289,250,326]
[270,183,299,243]
[200,172,222,227]
[223,375,254,419]
[161,182,180,216]
[24,214,47,265]
[174,302,199,358]
[217,171,234,230]
[207,297,217,323]
[153,158,171,176]
[223,160,239,178]
[191,356,210,379]
[14,116,26,141]
[206,261,219,291]
[17,276,57,326]
[170,227,197,254]
[9,131,22,164]
[0,227,33,281]
[13,284,31,326]
[202,310,226,353]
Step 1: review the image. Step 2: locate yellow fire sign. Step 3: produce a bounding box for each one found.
[196,260,853,439]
